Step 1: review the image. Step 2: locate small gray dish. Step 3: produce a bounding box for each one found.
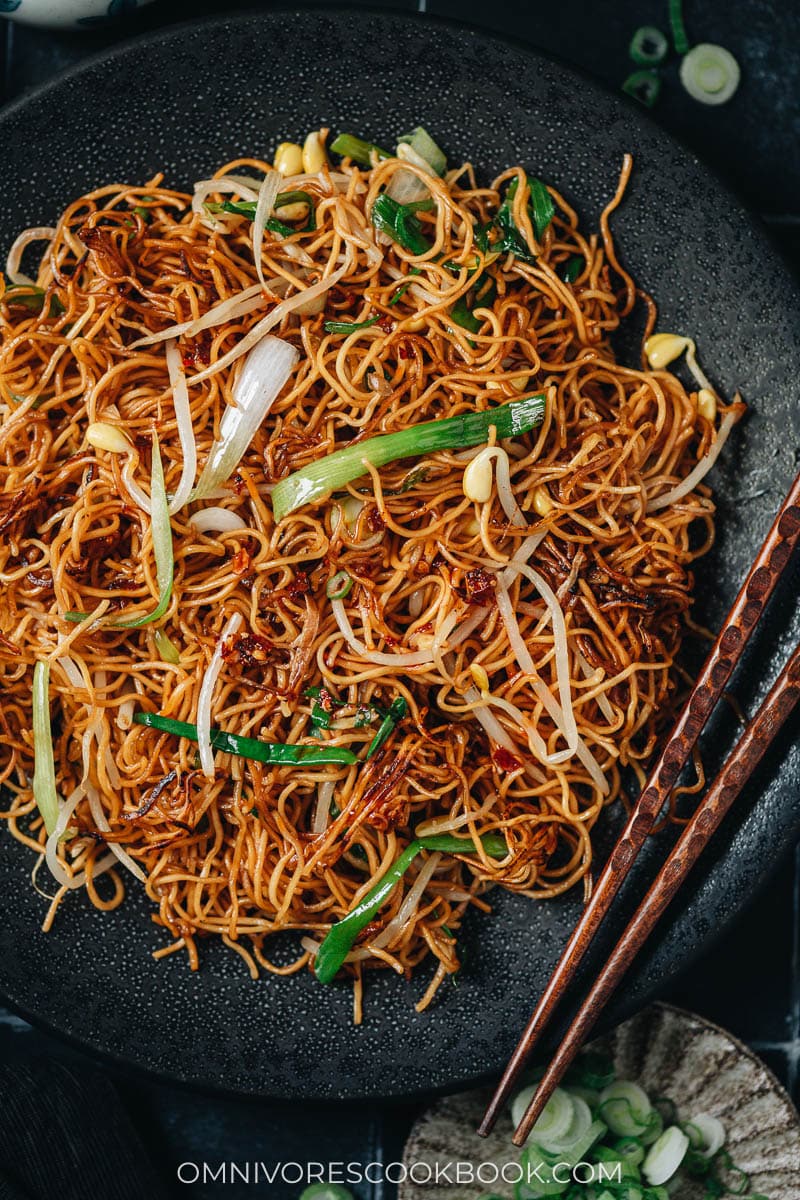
[401,1003,800,1199]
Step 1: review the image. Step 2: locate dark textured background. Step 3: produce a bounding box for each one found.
[0,2,798,1196]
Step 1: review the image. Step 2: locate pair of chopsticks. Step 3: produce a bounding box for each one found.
[480,471,800,1146]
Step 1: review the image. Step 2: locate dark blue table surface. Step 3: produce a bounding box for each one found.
[1,3,799,1196]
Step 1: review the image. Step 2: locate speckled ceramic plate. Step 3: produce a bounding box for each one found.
[400,1003,800,1199]
[0,10,799,1101]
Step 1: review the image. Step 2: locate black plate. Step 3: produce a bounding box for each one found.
[1,9,798,1102]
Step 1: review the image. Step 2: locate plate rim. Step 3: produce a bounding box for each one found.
[0,4,798,1102]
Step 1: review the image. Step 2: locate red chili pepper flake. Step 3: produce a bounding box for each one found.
[232,546,252,577]
[224,632,282,668]
[365,505,385,533]
[231,473,246,495]
[317,687,335,714]
[180,330,211,369]
[287,570,311,600]
[376,316,394,333]
[398,342,412,359]
[493,746,521,773]
[454,566,497,606]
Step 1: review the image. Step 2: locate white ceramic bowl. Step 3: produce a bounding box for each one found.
[0,0,156,30]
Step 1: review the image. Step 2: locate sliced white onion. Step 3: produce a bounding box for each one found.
[252,171,281,291]
[191,176,259,215]
[193,334,299,499]
[6,226,56,284]
[312,779,336,835]
[190,506,249,535]
[647,407,738,511]
[371,852,441,950]
[408,589,425,619]
[165,339,197,514]
[687,1113,726,1159]
[331,598,441,668]
[197,611,244,779]
[186,259,350,386]
[130,282,266,349]
[643,1126,690,1186]
[386,145,432,207]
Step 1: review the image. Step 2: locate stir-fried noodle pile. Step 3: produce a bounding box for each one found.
[0,131,740,1018]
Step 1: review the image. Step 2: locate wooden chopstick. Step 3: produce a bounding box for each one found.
[511,636,800,1145]
[479,469,800,1138]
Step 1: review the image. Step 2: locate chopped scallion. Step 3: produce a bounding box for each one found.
[397,126,447,176]
[133,711,357,766]
[329,133,392,167]
[271,392,546,522]
[32,660,59,836]
[668,0,690,55]
[314,831,508,983]
[323,315,381,335]
[365,696,407,758]
[629,25,669,66]
[622,69,662,107]
[371,193,432,256]
[326,570,353,600]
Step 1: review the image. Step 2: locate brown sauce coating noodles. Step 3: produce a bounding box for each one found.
[0,146,733,1017]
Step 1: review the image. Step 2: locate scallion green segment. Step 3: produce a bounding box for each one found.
[365,696,407,759]
[668,0,690,55]
[271,392,546,521]
[207,190,317,234]
[314,832,507,983]
[622,69,662,107]
[32,660,59,836]
[3,286,65,317]
[325,569,353,600]
[476,175,554,265]
[561,254,584,283]
[397,126,447,176]
[323,315,381,335]
[133,711,357,766]
[629,25,669,66]
[329,133,392,166]
[65,433,174,627]
[371,193,432,256]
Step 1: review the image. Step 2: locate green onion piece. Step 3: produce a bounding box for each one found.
[629,25,669,65]
[680,44,741,105]
[528,177,556,241]
[371,193,432,256]
[387,267,421,306]
[417,832,508,856]
[304,686,348,732]
[3,286,65,317]
[450,293,482,335]
[622,69,662,107]
[65,433,174,627]
[153,628,181,665]
[329,133,392,167]
[668,0,690,55]
[365,696,407,758]
[299,1186,355,1200]
[326,569,353,600]
[561,254,584,283]
[450,273,497,337]
[207,191,317,234]
[323,315,381,335]
[133,711,357,766]
[271,392,546,521]
[32,660,59,836]
[314,832,507,983]
[397,126,447,176]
